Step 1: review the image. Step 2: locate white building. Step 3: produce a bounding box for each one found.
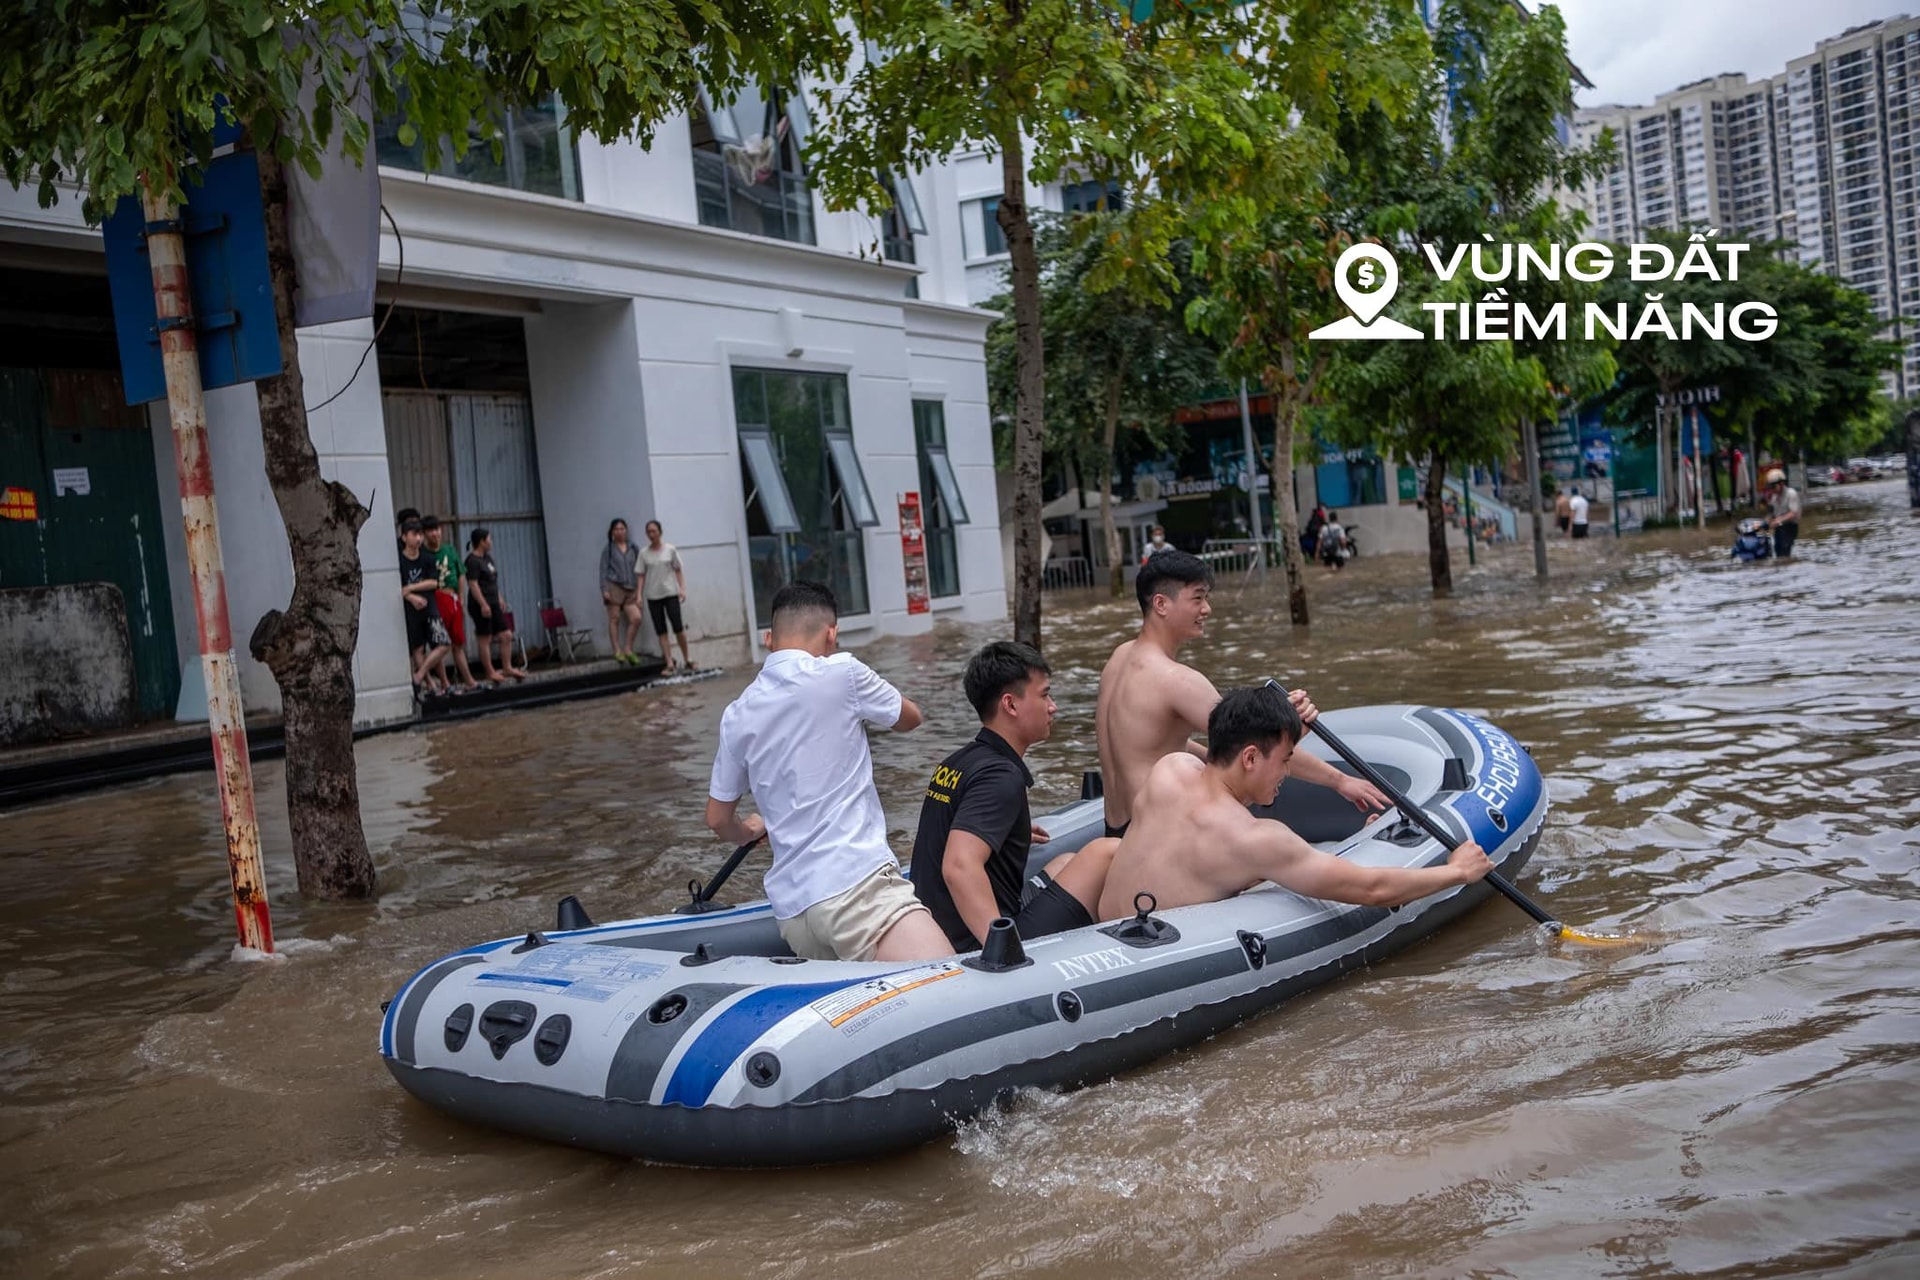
[1562,15,1920,398]
[0,80,1005,746]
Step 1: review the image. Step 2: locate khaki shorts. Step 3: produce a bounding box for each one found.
[777,865,930,962]
[603,583,639,607]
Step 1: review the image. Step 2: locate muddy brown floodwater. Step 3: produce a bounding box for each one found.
[3,482,1918,1278]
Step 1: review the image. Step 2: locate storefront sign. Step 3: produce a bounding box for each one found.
[1,486,38,521]
[899,493,930,615]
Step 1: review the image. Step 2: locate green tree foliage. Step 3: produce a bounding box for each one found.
[985,216,1221,595]
[1598,236,1902,474]
[0,0,843,900]
[1323,0,1602,596]
[1167,2,1429,624]
[808,0,1341,646]
[1,0,842,217]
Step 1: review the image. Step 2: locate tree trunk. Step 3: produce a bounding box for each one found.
[1521,416,1547,580]
[998,131,1045,647]
[1270,382,1310,626]
[249,145,377,900]
[1425,447,1452,597]
[1101,358,1126,597]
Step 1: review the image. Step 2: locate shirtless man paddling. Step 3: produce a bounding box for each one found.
[1098,686,1492,919]
[1095,550,1387,838]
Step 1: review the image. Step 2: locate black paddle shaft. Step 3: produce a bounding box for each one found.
[1300,711,1557,929]
[696,835,765,905]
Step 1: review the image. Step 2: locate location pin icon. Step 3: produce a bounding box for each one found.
[1336,244,1398,326]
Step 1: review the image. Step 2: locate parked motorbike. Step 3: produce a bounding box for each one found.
[1732,516,1772,562]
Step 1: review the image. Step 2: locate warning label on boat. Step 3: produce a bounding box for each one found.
[809,961,964,1031]
[478,944,668,1003]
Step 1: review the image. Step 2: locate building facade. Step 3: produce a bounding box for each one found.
[0,81,1005,745]
[1563,15,1920,398]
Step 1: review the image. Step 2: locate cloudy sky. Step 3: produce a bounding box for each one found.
[1551,0,1906,105]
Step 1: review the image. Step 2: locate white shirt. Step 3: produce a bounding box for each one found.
[708,649,904,918]
[1569,493,1589,526]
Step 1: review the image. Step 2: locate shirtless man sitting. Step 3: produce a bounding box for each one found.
[1097,685,1493,919]
[1094,549,1387,838]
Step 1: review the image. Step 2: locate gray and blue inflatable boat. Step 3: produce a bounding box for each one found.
[379,705,1546,1167]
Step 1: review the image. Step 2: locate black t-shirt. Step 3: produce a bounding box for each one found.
[910,728,1033,949]
[399,549,433,592]
[465,551,500,604]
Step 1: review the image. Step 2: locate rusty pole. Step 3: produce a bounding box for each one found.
[140,182,273,953]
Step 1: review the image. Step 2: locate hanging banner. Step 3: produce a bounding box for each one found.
[899,493,930,615]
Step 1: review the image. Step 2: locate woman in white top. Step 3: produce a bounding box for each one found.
[639,520,695,673]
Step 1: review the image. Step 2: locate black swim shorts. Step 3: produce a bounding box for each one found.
[1104,820,1130,840]
[1011,871,1093,941]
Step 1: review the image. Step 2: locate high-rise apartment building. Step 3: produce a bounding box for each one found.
[1563,16,1920,397]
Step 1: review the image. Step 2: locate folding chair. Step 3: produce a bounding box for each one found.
[538,599,596,664]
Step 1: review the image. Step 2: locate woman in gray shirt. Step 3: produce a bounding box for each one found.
[600,518,644,665]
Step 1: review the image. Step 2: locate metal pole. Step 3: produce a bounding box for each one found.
[1236,379,1266,584]
[141,183,273,954]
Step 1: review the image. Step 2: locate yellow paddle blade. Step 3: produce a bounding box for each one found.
[1554,923,1648,947]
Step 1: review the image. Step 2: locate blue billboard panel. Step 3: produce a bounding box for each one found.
[101,149,281,405]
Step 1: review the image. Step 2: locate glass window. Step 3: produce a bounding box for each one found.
[377,93,581,201]
[825,433,880,528]
[1062,179,1125,214]
[960,197,1007,258]
[882,173,921,269]
[690,81,816,244]
[734,368,872,624]
[914,401,967,598]
[739,431,801,533]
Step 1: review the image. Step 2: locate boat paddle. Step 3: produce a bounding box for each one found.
[684,833,766,913]
[1282,689,1632,946]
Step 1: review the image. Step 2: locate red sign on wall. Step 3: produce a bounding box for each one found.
[899,493,930,615]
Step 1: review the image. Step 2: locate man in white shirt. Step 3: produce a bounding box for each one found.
[1140,525,1171,564]
[705,581,952,963]
[1761,467,1801,557]
[1568,488,1590,539]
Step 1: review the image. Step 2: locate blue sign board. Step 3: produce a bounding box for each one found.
[101,148,281,405]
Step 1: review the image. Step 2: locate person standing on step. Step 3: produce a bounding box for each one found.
[1569,487,1590,540]
[399,518,450,700]
[600,518,645,666]
[423,515,478,692]
[638,519,695,673]
[465,527,528,682]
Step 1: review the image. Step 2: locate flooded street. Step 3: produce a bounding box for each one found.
[4,481,1918,1278]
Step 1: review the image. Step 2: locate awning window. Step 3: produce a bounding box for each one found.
[825,432,880,528]
[739,430,800,533]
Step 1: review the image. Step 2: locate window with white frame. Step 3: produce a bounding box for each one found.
[959,196,1008,259]
[735,368,879,626]
[913,400,968,599]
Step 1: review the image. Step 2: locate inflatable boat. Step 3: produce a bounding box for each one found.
[380,705,1546,1167]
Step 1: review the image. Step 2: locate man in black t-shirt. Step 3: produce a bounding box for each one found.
[911,641,1114,951]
